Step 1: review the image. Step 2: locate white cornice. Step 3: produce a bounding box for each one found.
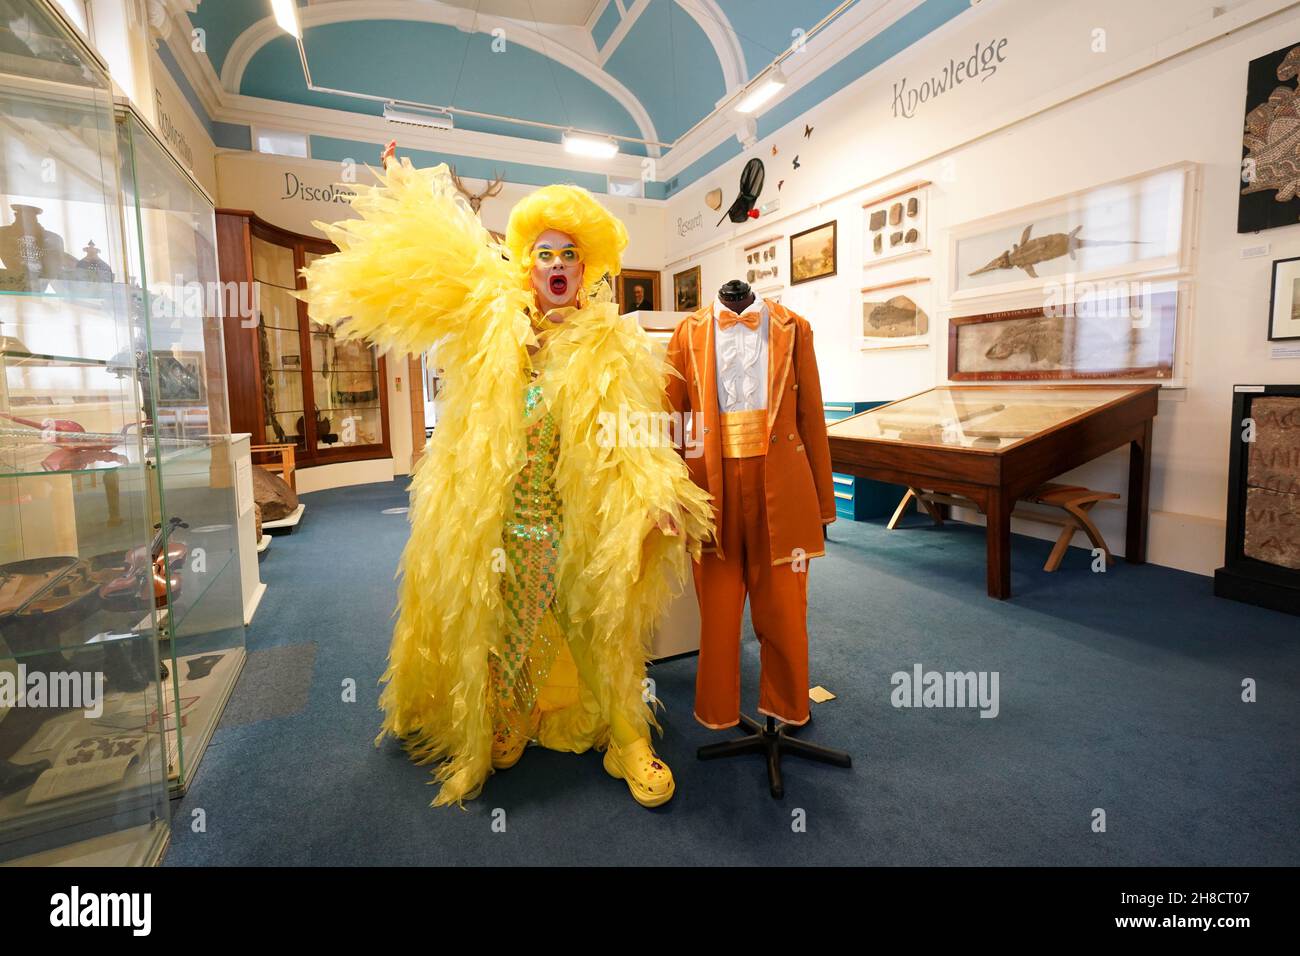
[219,0,662,155]
[656,0,925,181]
[220,90,651,180]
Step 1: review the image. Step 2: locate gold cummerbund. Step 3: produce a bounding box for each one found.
[720,408,768,458]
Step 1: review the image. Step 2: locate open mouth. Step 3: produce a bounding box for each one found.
[548,274,568,297]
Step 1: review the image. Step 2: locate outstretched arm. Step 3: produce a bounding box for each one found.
[297,160,530,358]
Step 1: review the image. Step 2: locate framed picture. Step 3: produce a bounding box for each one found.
[949,163,1198,301]
[153,350,207,404]
[947,281,1180,382]
[862,181,929,266]
[1268,256,1300,341]
[860,277,931,350]
[790,220,837,285]
[736,234,783,293]
[617,269,660,314]
[1240,41,1300,233]
[673,265,701,311]
[1214,384,1300,615]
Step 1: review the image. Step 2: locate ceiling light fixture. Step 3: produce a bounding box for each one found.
[269,0,302,39]
[734,68,787,115]
[563,132,619,159]
[384,102,455,131]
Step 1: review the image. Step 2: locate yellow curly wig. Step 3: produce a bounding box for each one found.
[505,184,628,293]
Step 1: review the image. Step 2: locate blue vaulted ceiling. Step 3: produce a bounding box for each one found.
[181,0,969,189]
[239,20,650,154]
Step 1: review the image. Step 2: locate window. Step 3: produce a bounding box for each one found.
[255,128,309,158]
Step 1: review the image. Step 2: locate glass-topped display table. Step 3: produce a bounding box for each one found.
[826,385,1159,598]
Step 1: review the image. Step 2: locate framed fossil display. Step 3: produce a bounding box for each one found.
[948,281,1179,382]
[1240,42,1300,233]
[737,234,783,293]
[861,181,929,266]
[949,163,1198,301]
[1268,255,1300,341]
[860,277,931,350]
[673,265,701,311]
[790,220,837,285]
[1215,384,1300,616]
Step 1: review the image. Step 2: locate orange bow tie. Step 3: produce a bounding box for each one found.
[718,309,761,331]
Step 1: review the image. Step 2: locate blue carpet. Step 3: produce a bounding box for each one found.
[163,479,1298,866]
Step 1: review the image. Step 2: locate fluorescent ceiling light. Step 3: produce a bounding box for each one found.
[384,103,455,130]
[735,68,787,115]
[563,132,619,159]
[270,0,302,39]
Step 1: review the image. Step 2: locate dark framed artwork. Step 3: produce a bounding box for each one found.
[948,283,1179,382]
[1268,255,1300,341]
[618,269,659,314]
[673,265,701,311]
[1214,384,1300,616]
[790,220,837,285]
[153,350,206,404]
[1240,41,1300,233]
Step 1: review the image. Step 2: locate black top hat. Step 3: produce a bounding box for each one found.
[717,158,765,226]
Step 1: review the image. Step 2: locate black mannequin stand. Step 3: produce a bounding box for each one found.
[697,713,851,799]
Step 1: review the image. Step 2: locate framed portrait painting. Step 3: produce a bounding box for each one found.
[617,269,660,314]
[673,265,701,311]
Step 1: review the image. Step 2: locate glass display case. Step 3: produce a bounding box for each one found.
[0,1,169,865]
[217,210,391,469]
[117,108,245,793]
[827,385,1159,598]
[826,386,1139,450]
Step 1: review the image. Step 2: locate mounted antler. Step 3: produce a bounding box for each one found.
[449,166,506,214]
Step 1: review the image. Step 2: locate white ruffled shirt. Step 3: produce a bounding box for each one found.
[712,297,768,413]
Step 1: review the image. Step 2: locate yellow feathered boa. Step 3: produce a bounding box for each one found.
[300,161,713,805]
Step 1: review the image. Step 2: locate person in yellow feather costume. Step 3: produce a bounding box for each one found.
[298,149,714,807]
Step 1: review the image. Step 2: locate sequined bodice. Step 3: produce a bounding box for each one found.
[494,383,562,704]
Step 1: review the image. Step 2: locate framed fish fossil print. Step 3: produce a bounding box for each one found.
[1240,42,1300,233]
[948,281,1180,382]
[737,234,783,293]
[949,163,1198,301]
[862,181,929,266]
[860,277,931,350]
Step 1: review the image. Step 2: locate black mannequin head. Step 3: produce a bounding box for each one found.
[718,278,756,313]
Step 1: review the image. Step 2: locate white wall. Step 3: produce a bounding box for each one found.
[659,0,1300,577]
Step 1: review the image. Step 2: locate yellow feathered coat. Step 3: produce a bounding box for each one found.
[299,162,713,805]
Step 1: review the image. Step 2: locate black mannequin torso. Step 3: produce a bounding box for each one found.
[718,278,756,314]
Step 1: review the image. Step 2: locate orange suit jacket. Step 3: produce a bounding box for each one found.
[665,300,836,566]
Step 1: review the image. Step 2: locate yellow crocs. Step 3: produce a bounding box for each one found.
[602,737,675,808]
[491,708,539,770]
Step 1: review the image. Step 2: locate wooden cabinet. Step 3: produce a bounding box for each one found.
[827,385,1158,599]
[215,211,391,468]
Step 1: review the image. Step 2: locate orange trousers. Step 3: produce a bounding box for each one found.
[693,455,810,729]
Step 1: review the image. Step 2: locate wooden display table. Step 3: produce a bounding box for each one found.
[827,385,1158,599]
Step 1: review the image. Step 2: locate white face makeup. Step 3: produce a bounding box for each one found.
[530,228,585,313]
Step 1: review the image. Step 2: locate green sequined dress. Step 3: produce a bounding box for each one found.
[489,382,564,730]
